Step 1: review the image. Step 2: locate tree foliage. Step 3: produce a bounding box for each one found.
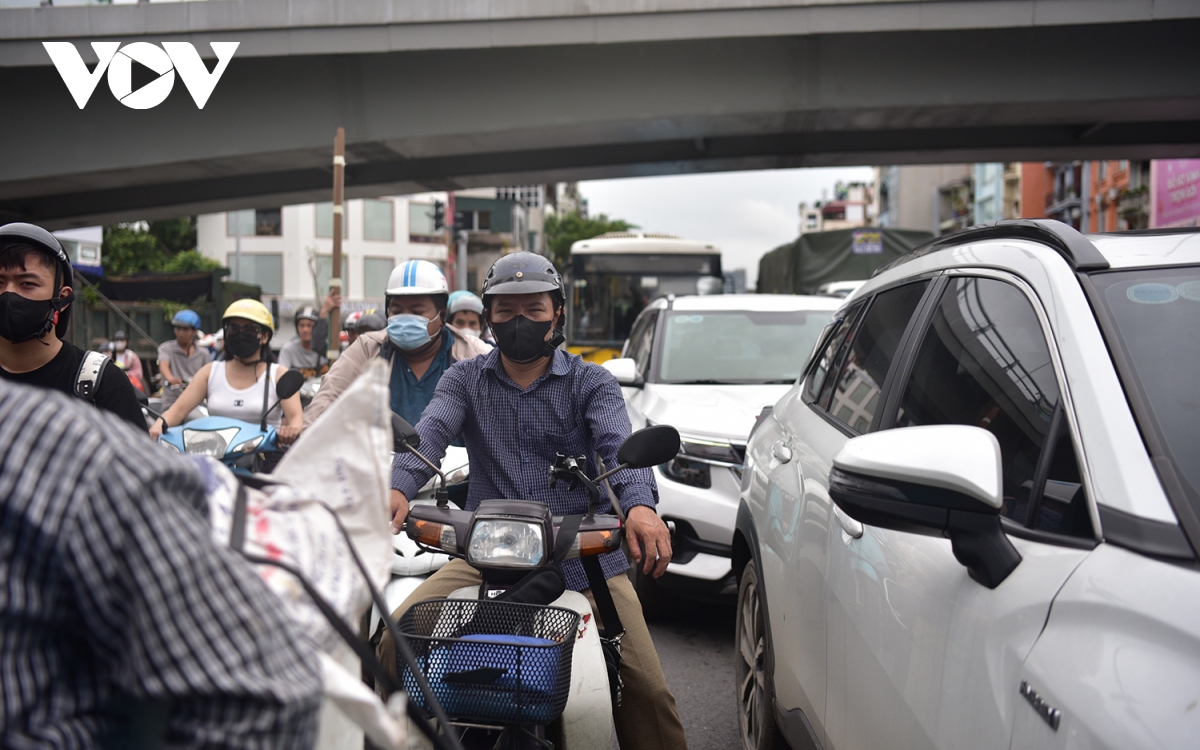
[102,217,213,276]
[543,211,636,270]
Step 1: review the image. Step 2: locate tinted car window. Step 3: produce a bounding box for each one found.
[804,302,864,404]
[895,277,1086,532]
[826,281,929,433]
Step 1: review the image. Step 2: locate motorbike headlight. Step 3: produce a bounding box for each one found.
[159,440,182,453]
[466,519,545,569]
[182,427,241,457]
[230,435,264,455]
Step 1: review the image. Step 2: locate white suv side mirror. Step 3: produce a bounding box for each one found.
[603,357,643,387]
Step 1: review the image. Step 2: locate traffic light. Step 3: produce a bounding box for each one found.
[432,200,445,230]
[453,210,469,231]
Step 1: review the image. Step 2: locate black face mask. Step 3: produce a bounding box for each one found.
[491,315,558,364]
[0,292,66,344]
[224,329,262,360]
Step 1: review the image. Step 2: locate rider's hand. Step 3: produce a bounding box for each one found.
[390,489,410,535]
[321,292,342,317]
[277,424,300,445]
[149,421,164,440]
[625,505,672,578]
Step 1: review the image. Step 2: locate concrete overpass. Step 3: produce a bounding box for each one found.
[2,0,1199,228]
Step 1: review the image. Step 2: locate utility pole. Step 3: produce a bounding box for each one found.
[456,230,469,291]
[329,127,344,360]
[446,191,457,288]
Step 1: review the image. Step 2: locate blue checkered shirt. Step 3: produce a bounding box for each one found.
[391,348,658,592]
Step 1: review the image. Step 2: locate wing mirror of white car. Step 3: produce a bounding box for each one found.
[603,357,643,387]
[828,425,1022,589]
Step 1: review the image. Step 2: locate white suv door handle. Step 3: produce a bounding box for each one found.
[833,504,864,539]
[771,440,793,463]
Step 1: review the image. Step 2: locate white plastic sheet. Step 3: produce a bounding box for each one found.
[193,360,405,748]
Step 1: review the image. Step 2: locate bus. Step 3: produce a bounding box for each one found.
[566,232,723,362]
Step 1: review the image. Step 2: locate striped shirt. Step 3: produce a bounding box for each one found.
[0,379,321,749]
[390,348,658,592]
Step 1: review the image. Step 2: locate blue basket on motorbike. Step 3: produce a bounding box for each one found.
[397,598,579,725]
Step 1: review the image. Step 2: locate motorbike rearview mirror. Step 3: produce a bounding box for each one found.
[260,370,309,431]
[391,414,421,451]
[617,424,681,469]
[275,370,306,400]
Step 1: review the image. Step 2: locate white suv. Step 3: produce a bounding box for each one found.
[734,221,1200,750]
[603,293,841,614]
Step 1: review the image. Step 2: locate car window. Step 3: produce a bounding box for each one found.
[803,302,864,404]
[628,310,659,379]
[825,281,929,433]
[894,277,1091,537]
[657,309,830,384]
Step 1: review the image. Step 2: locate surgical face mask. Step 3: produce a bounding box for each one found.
[115,340,127,352]
[0,292,58,344]
[458,328,481,338]
[387,313,434,351]
[490,314,553,363]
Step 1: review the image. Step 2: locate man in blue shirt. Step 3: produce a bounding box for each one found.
[384,252,687,750]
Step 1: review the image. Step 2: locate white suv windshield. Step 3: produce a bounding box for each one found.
[658,309,829,384]
[1094,266,1200,501]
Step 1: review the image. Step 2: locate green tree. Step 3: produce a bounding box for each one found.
[543,211,636,270]
[102,217,204,275]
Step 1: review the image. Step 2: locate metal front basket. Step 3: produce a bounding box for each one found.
[397,598,580,725]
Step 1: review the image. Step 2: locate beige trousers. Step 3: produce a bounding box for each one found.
[378,558,689,750]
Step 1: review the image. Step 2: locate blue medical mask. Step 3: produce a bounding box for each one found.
[387,313,433,351]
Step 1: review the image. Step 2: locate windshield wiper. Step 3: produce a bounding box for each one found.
[671,379,732,385]
[758,379,797,384]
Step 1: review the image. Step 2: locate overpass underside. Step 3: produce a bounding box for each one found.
[3,14,1199,228]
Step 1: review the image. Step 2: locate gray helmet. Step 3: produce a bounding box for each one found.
[0,222,75,339]
[481,252,563,308]
[294,306,321,325]
[356,312,386,333]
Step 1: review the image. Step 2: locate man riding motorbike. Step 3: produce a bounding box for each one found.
[380,252,688,750]
[302,260,490,427]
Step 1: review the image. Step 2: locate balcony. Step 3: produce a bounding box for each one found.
[1118,188,1149,218]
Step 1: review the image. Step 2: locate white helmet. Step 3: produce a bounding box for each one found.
[386,260,449,299]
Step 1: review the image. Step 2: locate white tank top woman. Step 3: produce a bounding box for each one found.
[207,360,283,428]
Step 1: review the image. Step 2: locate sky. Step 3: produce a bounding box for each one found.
[579,166,874,290]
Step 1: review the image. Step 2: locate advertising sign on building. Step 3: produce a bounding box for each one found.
[851,229,883,255]
[1151,160,1200,228]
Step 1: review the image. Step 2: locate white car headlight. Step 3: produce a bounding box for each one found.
[466,519,546,568]
[182,427,241,457]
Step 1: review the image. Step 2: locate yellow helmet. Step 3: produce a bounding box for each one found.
[222,298,274,331]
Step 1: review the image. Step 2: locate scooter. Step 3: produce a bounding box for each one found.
[394,418,681,749]
[157,370,305,474]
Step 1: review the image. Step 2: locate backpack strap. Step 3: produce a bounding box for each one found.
[74,351,108,403]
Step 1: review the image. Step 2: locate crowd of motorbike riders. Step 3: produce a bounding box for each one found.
[0,220,689,749]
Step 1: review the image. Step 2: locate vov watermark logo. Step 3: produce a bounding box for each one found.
[43,41,239,110]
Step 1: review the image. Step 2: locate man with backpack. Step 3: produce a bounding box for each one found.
[0,222,145,431]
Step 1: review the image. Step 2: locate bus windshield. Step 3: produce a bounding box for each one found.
[569,252,721,345]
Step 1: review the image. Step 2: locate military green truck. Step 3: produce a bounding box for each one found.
[756,228,933,295]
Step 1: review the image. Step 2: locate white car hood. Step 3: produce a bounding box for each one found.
[636,383,792,443]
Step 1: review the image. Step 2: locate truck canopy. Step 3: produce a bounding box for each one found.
[757,228,933,295]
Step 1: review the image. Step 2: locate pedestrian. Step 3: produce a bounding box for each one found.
[110,329,146,392]
[157,308,209,409]
[278,292,340,379]
[302,260,490,427]
[0,377,322,748]
[0,222,145,431]
[381,252,688,750]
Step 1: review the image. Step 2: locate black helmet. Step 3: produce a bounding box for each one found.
[113,330,128,341]
[356,312,386,333]
[0,222,75,339]
[481,251,563,308]
[294,306,321,325]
